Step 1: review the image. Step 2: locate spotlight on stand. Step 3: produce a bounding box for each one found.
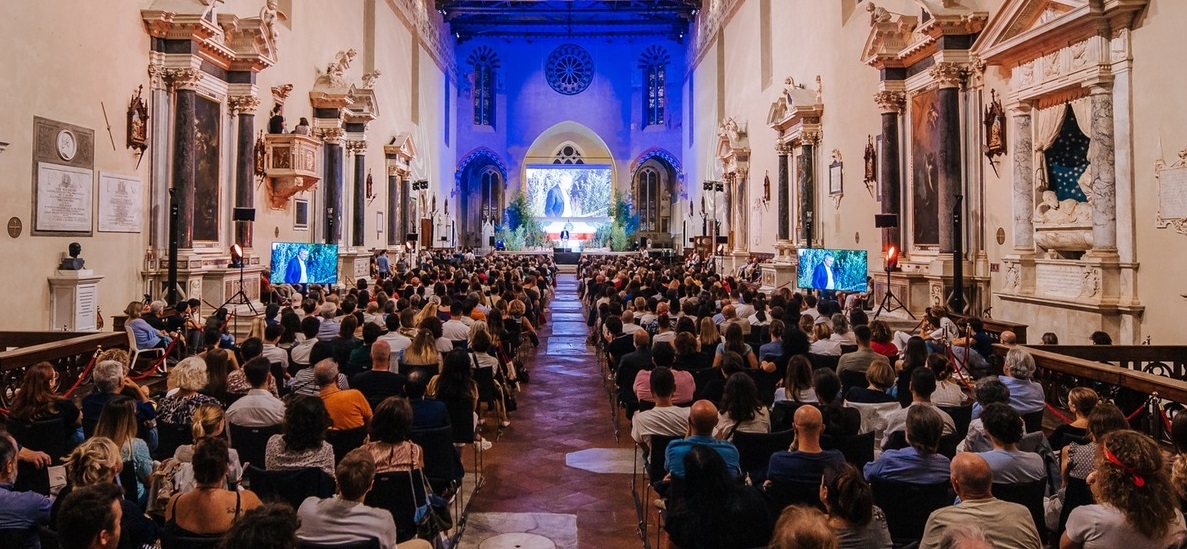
[228,244,244,269]
[885,246,898,272]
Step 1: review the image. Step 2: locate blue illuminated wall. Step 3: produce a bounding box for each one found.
[452,36,686,246]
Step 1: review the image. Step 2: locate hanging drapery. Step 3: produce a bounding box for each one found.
[1068,97,1094,159]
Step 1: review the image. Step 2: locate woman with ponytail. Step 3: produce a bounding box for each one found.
[172,403,243,493]
[819,464,892,548]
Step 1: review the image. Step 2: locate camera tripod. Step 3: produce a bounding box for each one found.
[873,267,913,320]
[218,257,258,316]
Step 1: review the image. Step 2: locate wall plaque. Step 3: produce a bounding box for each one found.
[35,162,93,233]
[1035,263,1084,299]
[97,172,143,233]
[7,217,21,238]
[1156,149,1187,235]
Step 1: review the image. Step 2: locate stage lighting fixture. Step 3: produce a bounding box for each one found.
[885,246,899,271]
[229,244,244,268]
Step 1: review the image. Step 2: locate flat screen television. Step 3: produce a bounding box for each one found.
[270,242,339,285]
[796,248,869,293]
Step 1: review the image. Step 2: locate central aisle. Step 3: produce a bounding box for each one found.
[459,274,641,549]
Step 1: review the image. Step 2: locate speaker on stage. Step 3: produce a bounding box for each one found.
[874,214,899,228]
[232,207,256,222]
[488,236,496,247]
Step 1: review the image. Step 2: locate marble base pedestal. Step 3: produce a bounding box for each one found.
[48,269,104,331]
[142,250,262,309]
[338,248,373,287]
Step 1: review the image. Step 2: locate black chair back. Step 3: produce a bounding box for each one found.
[411,425,464,493]
[473,366,501,404]
[839,344,859,355]
[937,434,960,458]
[808,353,839,372]
[0,526,38,549]
[244,465,336,509]
[870,478,952,541]
[883,430,909,451]
[938,405,973,440]
[743,369,780,406]
[160,531,222,549]
[1022,410,1045,434]
[765,479,825,514]
[838,369,868,395]
[769,401,811,432]
[325,426,368,463]
[1057,476,1094,538]
[821,431,876,470]
[155,422,194,461]
[228,423,283,469]
[6,417,67,462]
[119,460,138,503]
[992,479,1047,543]
[443,396,477,444]
[298,538,381,549]
[364,470,427,542]
[691,369,721,401]
[732,430,796,485]
[647,435,680,484]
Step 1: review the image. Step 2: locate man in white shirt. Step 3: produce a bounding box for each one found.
[289,317,321,369]
[441,302,471,342]
[630,367,690,452]
[620,310,644,335]
[226,357,286,427]
[296,448,412,549]
[378,315,412,367]
[884,368,957,449]
[260,324,290,372]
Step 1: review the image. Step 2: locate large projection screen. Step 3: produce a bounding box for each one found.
[524,165,613,220]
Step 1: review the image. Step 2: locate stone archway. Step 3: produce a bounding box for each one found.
[455,147,508,249]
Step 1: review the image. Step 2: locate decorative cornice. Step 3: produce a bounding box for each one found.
[930,62,968,89]
[775,142,795,155]
[801,129,822,146]
[314,127,346,144]
[162,67,203,91]
[873,90,907,113]
[345,140,369,155]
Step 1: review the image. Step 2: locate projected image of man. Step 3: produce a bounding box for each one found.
[285,247,310,284]
[544,173,575,217]
[812,252,836,291]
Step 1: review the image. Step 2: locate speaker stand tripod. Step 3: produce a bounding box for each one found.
[873,268,914,320]
[218,260,258,317]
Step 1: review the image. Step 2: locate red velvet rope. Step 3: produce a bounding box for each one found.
[1045,402,1075,424]
[1125,400,1147,422]
[1158,404,1174,433]
[127,339,177,381]
[61,351,101,399]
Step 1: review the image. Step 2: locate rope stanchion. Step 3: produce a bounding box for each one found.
[1045,402,1075,425]
[62,349,102,399]
[1158,405,1173,434]
[1125,400,1147,422]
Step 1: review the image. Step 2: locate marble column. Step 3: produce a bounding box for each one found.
[733,171,748,252]
[777,144,791,242]
[231,97,259,249]
[324,140,344,244]
[387,173,399,246]
[1010,105,1035,251]
[800,136,817,246]
[932,63,965,254]
[1089,87,1117,253]
[875,91,905,254]
[351,146,366,248]
[172,87,197,249]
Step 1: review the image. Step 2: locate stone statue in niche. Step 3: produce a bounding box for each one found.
[126,85,149,153]
[326,49,357,88]
[1034,190,1091,225]
[260,0,287,50]
[983,89,1006,161]
[864,135,877,185]
[60,242,85,270]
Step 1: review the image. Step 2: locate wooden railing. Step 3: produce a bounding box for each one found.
[0,331,128,408]
[992,344,1187,441]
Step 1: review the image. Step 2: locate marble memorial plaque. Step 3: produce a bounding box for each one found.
[98,172,143,232]
[1157,165,1187,227]
[1035,264,1084,299]
[35,162,93,233]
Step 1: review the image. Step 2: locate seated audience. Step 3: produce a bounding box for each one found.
[809,323,838,355]
[958,377,1012,453]
[289,316,322,370]
[883,368,956,449]
[225,357,287,427]
[8,361,84,447]
[666,400,741,479]
[353,340,408,402]
[405,370,449,431]
[220,503,300,549]
[664,445,772,549]
[81,360,156,446]
[714,372,771,440]
[844,360,898,404]
[774,355,818,404]
[53,437,158,549]
[157,357,222,429]
[164,437,262,537]
[1049,387,1097,451]
[1062,430,1187,548]
[894,336,930,408]
[172,403,244,492]
[864,405,951,484]
[363,397,424,473]
[983,348,1044,417]
[714,323,758,369]
[919,453,1040,549]
[631,367,691,452]
[836,325,891,377]
[820,463,893,549]
[265,395,335,475]
[927,354,969,407]
[634,343,694,404]
[769,505,840,549]
[1061,403,1129,501]
[814,369,861,438]
[56,483,124,549]
[0,434,51,536]
[975,403,1046,484]
[94,396,153,502]
[316,359,373,430]
[868,320,898,359]
[766,406,845,485]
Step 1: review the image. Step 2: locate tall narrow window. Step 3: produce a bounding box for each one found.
[639,46,670,128]
[480,167,502,224]
[637,167,660,231]
[468,46,499,127]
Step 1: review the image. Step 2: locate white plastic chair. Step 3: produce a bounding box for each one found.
[125,325,165,374]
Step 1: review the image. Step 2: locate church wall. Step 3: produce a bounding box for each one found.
[686,36,720,236]
[0,0,453,330]
[452,36,686,210]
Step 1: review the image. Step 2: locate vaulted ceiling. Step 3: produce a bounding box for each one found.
[435,0,702,42]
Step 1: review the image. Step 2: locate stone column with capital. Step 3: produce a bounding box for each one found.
[347,141,367,248]
[166,69,203,249]
[1010,105,1035,251]
[230,94,260,249]
[320,129,345,244]
[776,143,791,244]
[932,62,965,254]
[875,91,905,255]
[1088,88,1118,254]
[800,133,819,246]
[733,170,748,253]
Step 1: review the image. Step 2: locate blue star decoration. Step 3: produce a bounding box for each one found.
[1046,108,1090,202]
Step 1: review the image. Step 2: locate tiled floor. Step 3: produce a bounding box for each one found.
[461,274,642,549]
